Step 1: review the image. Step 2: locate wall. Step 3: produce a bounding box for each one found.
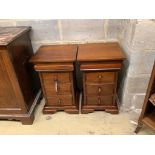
[0,19,154,123]
[119,19,155,122]
[0,19,123,52]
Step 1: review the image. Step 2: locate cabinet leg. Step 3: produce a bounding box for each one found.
[20,115,34,125]
[135,122,143,134]
[65,109,79,114]
[43,108,57,114]
[81,109,95,114]
[105,108,119,114]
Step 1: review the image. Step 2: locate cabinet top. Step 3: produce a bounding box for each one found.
[77,42,126,62]
[30,45,78,63]
[0,26,31,45]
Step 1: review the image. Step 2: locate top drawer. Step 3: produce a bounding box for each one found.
[41,72,71,83]
[85,71,116,83]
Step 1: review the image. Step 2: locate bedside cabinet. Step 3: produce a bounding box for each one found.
[30,45,79,114]
[77,43,126,114]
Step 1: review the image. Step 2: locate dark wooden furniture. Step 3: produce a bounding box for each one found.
[0,26,41,124]
[135,61,155,133]
[30,45,79,114]
[77,43,126,114]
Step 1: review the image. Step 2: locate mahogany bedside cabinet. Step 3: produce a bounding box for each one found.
[77,42,126,114]
[30,45,79,114]
[0,27,41,124]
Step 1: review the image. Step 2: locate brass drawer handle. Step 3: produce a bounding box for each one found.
[98,75,102,79]
[54,80,58,93]
[98,87,102,93]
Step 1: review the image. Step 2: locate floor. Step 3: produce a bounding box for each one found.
[0,99,154,135]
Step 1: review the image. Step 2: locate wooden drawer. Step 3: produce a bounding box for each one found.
[47,95,73,106]
[44,82,72,96]
[86,95,114,105]
[42,72,71,83]
[85,71,116,83]
[85,84,115,95]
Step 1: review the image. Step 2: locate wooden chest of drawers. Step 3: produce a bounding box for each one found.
[0,27,41,124]
[30,45,79,114]
[77,43,126,114]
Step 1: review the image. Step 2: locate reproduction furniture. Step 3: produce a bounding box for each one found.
[0,26,41,125]
[135,61,155,133]
[30,45,79,114]
[77,43,126,114]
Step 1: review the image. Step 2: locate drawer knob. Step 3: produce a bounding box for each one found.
[98,87,102,93]
[98,75,102,79]
[54,80,58,93]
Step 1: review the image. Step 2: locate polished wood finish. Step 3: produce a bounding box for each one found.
[85,84,115,95]
[80,62,122,71]
[85,71,116,83]
[30,45,77,63]
[0,27,41,124]
[41,73,72,96]
[86,95,114,105]
[77,42,125,114]
[30,45,79,114]
[34,63,73,71]
[135,61,155,133]
[77,42,126,62]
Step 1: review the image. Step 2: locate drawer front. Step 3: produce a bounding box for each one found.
[86,84,115,95]
[85,71,116,83]
[47,95,73,106]
[86,96,114,105]
[44,83,72,96]
[57,73,71,83]
[42,72,71,83]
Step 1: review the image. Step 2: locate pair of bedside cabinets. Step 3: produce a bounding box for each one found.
[0,26,125,124]
[30,43,126,115]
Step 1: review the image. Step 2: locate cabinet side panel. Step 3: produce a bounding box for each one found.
[8,33,40,110]
[0,52,23,114]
